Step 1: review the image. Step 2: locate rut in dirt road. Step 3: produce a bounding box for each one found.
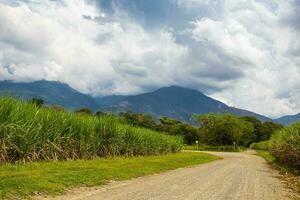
[50,150,292,200]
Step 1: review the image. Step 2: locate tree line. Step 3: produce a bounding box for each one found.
[30,98,283,146]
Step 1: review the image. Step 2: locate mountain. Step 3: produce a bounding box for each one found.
[95,95,127,107]
[101,86,271,122]
[0,80,98,110]
[274,113,300,125]
[0,81,271,122]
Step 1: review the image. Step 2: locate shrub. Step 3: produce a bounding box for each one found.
[250,140,271,151]
[270,122,300,170]
[76,108,93,115]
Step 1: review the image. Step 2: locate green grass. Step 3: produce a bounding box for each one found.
[0,152,219,199]
[256,150,275,163]
[250,141,271,151]
[184,145,246,152]
[0,97,183,163]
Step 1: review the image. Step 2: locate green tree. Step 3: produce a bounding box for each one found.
[157,117,182,132]
[119,111,157,130]
[260,121,283,141]
[169,123,199,145]
[30,98,44,108]
[194,114,254,146]
[242,117,283,142]
[241,116,263,142]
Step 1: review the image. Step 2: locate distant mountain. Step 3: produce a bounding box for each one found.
[0,80,98,110]
[0,81,271,122]
[101,86,271,122]
[95,95,127,107]
[274,113,300,125]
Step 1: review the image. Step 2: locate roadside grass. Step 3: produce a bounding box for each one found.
[256,150,300,198]
[0,152,219,199]
[184,145,246,152]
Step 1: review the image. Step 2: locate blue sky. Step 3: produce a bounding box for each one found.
[0,0,299,117]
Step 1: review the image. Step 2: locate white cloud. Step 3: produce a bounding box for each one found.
[184,0,300,117]
[0,0,187,95]
[0,0,299,117]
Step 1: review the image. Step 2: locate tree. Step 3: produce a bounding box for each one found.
[242,117,283,142]
[170,123,199,145]
[119,111,157,130]
[241,116,263,142]
[260,121,283,140]
[75,108,93,115]
[30,98,44,108]
[95,111,107,117]
[194,114,254,146]
[157,117,182,132]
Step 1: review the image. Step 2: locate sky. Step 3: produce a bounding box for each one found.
[0,0,299,118]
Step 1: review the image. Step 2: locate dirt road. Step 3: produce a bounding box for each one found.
[51,150,292,200]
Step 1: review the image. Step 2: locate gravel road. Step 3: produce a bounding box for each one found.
[50,150,292,200]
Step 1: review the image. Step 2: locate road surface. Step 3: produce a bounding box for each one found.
[49,150,292,200]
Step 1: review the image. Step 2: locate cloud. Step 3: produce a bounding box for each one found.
[0,0,186,95]
[0,0,299,117]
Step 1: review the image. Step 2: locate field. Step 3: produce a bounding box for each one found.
[0,97,182,163]
[0,152,220,199]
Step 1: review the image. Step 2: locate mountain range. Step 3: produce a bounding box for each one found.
[274,113,300,125]
[0,80,298,125]
[0,80,98,110]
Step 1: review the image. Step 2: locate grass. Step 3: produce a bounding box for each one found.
[255,150,290,172]
[184,145,246,152]
[0,152,220,199]
[250,140,271,151]
[0,97,183,163]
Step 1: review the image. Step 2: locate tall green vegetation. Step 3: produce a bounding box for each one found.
[119,111,282,147]
[251,121,299,171]
[119,112,199,145]
[193,114,283,147]
[0,97,183,163]
[270,122,300,170]
[119,111,157,130]
[242,116,283,142]
[30,98,44,107]
[194,114,254,146]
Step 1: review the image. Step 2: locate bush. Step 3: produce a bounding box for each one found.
[76,108,93,115]
[270,122,300,170]
[0,97,183,163]
[250,140,271,151]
